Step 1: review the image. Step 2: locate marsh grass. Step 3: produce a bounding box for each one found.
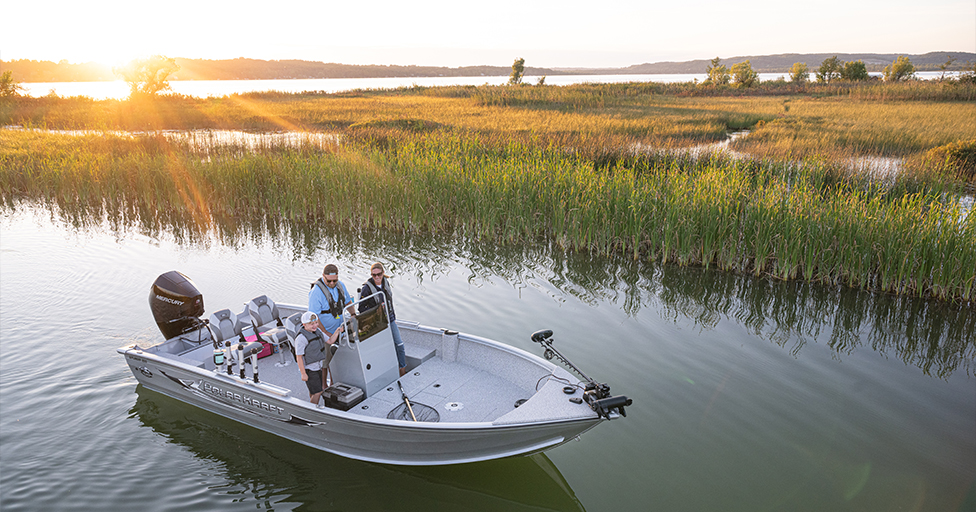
[6,81,973,166]
[3,80,974,301]
[2,128,973,302]
[735,97,976,162]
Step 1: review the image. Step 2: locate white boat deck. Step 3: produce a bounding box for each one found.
[145,326,557,425]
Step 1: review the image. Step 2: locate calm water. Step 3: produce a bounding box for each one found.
[20,72,957,100]
[1,205,974,511]
[16,74,716,100]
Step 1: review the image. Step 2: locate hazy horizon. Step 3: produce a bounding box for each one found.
[4,0,974,69]
[4,51,976,72]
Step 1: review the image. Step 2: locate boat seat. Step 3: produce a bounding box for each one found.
[284,312,303,342]
[209,308,246,345]
[246,295,288,343]
[280,312,303,364]
[247,295,291,366]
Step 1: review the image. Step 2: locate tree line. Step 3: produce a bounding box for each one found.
[617,52,975,74]
[700,54,973,87]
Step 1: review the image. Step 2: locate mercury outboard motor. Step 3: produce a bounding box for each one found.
[150,271,206,339]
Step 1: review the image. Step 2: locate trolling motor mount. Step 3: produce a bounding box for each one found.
[530,329,632,420]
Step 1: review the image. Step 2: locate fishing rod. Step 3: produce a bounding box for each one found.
[531,329,632,420]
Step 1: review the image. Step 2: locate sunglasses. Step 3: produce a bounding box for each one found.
[324,277,338,284]
[371,271,383,277]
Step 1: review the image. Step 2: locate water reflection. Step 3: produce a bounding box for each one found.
[3,126,340,150]
[25,202,976,377]
[300,223,975,378]
[247,219,976,377]
[129,387,585,511]
[653,266,975,377]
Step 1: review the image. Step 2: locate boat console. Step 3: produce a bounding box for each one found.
[330,301,400,398]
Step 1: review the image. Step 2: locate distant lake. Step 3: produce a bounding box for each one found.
[19,72,956,100]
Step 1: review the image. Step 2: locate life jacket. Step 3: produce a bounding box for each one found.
[312,278,346,319]
[362,277,395,320]
[298,327,331,366]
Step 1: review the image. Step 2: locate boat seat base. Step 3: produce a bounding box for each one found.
[404,344,436,371]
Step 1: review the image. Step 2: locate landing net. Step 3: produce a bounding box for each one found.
[387,402,440,422]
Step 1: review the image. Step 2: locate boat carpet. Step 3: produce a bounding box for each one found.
[350,358,531,423]
[189,346,532,424]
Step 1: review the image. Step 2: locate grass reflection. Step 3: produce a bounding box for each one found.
[651,265,975,378]
[372,226,974,377]
[220,220,974,377]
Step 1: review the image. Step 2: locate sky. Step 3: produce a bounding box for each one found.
[3,0,974,69]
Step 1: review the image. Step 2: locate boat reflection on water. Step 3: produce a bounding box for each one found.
[129,386,587,511]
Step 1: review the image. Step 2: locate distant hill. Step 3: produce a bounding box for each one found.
[0,58,567,83]
[169,58,569,81]
[2,52,973,83]
[1,60,114,82]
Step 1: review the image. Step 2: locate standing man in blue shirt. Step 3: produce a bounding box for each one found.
[309,263,355,336]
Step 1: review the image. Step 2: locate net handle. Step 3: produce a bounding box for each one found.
[397,380,417,422]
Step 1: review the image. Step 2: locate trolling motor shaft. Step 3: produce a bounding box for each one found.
[531,329,632,420]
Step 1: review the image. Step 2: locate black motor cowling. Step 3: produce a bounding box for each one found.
[150,271,205,339]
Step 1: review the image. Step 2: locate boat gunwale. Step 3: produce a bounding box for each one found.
[132,381,590,466]
[118,331,604,430]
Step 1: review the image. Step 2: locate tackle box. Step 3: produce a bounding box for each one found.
[323,383,365,411]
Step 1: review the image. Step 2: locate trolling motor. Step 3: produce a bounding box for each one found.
[531,329,632,420]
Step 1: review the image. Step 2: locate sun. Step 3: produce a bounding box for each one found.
[86,51,144,70]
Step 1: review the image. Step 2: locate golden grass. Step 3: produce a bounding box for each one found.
[7,82,974,171]
[734,96,976,160]
[2,81,975,302]
[1,88,780,145]
[6,82,973,164]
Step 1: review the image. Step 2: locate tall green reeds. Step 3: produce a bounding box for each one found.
[2,128,973,302]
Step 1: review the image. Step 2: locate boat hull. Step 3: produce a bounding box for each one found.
[119,343,603,465]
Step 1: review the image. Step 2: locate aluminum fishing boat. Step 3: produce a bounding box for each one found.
[118,271,631,466]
